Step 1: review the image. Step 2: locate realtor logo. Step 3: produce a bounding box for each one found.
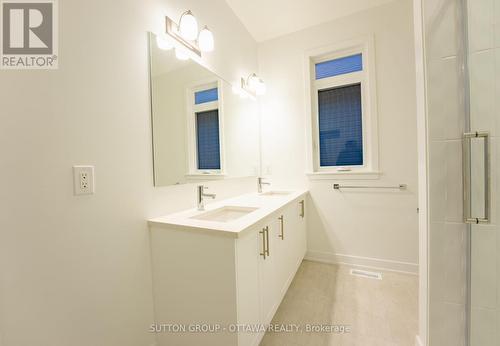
[1,0,58,69]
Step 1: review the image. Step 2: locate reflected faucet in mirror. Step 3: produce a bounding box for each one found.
[197,185,216,211]
[257,177,271,193]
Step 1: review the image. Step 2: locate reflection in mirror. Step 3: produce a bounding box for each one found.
[148,32,260,187]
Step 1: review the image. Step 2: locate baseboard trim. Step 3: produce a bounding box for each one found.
[415,335,423,346]
[305,250,418,275]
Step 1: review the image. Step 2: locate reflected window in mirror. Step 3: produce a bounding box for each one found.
[187,83,224,174]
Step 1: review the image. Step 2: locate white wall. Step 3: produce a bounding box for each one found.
[258,0,419,273]
[0,0,258,345]
[222,82,261,178]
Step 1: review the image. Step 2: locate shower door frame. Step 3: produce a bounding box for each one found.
[461,0,495,344]
[461,0,472,343]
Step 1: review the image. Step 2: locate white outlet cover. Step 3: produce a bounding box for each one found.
[73,165,95,195]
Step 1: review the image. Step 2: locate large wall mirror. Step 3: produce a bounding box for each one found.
[148,32,261,187]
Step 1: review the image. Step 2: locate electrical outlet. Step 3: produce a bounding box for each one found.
[73,166,95,195]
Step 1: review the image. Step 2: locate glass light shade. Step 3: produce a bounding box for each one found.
[156,34,173,50]
[175,48,190,61]
[178,11,198,41]
[198,26,214,52]
[247,74,259,91]
[255,79,266,95]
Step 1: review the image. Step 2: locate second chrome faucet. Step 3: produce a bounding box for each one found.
[197,185,216,211]
[257,177,271,193]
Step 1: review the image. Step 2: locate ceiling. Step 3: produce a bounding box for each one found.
[225,0,395,42]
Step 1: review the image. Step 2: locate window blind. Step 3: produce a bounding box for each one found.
[196,109,221,170]
[318,83,363,167]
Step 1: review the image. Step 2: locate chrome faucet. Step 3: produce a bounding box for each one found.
[257,177,271,193]
[197,185,216,211]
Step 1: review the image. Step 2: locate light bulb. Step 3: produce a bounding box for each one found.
[156,34,173,50]
[255,79,266,95]
[198,26,214,52]
[247,74,259,91]
[175,48,189,60]
[178,10,198,41]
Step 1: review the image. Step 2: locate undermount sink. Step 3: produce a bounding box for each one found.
[259,191,292,196]
[190,206,259,222]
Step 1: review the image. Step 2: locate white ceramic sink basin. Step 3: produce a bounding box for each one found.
[259,191,292,197]
[190,206,259,222]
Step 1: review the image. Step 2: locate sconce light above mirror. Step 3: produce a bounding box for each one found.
[158,10,214,59]
[239,73,266,98]
[178,10,198,41]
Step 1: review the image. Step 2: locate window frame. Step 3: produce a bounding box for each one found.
[186,79,226,177]
[305,36,380,179]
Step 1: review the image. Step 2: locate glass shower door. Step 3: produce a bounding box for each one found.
[466,0,499,343]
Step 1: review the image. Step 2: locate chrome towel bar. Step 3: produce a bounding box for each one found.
[333,184,407,190]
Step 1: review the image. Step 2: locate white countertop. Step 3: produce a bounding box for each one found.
[148,189,308,238]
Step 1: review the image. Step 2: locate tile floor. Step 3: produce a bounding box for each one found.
[260,260,418,346]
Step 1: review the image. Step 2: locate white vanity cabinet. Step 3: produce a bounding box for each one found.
[256,201,306,329]
[149,193,307,346]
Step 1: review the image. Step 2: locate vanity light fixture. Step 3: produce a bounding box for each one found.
[255,79,267,96]
[198,26,215,52]
[241,73,267,97]
[164,10,215,58]
[247,73,260,90]
[178,10,198,41]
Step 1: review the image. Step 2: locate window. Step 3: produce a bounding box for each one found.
[196,109,220,169]
[315,53,362,79]
[195,87,218,104]
[307,38,379,177]
[318,83,363,167]
[187,81,224,175]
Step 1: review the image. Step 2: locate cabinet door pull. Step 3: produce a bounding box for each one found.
[278,215,284,240]
[265,226,270,256]
[300,200,305,218]
[260,228,267,259]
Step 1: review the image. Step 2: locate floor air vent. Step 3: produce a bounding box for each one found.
[350,269,382,280]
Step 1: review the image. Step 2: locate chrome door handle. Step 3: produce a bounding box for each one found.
[299,200,305,218]
[463,131,490,224]
[278,215,284,240]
